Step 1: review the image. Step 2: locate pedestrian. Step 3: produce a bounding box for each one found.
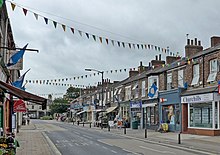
[27,116,30,125]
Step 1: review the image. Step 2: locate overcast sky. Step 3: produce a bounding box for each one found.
[6,0,220,99]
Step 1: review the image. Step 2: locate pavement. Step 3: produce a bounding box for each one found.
[15,120,220,155]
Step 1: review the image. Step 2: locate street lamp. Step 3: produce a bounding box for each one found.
[85,68,104,110]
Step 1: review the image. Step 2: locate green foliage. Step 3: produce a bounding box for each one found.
[49,103,69,116]
[53,97,68,104]
[66,86,80,99]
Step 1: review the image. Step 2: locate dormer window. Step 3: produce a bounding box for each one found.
[207,59,218,83]
[167,72,172,90]
[191,64,199,86]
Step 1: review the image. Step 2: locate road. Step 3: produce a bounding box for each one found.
[33,120,204,155]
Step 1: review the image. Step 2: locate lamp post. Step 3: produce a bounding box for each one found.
[85,68,104,110]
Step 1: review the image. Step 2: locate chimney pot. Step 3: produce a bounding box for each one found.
[195,38,197,45]
[159,54,161,60]
[156,55,158,60]
[198,40,201,46]
[187,39,190,45]
[140,61,143,66]
[191,40,193,45]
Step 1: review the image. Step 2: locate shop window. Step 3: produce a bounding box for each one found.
[162,105,175,124]
[178,70,184,87]
[207,59,218,83]
[191,64,200,86]
[189,103,213,128]
[167,72,172,90]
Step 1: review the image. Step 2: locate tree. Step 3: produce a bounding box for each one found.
[66,87,80,99]
[49,103,69,116]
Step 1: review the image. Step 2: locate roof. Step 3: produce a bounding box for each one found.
[181,86,218,96]
[0,80,47,105]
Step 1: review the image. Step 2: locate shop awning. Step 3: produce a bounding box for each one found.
[76,110,86,115]
[106,106,117,113]
[0,80,47,105]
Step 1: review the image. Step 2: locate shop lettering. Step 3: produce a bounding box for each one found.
[182,96,201,103]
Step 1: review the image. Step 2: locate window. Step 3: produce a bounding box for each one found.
[125,86,131,101]
[207,59,218,82]
[132,82,139,98]
[178,70,184,87]
[141,80,146,97]
[167,72,172,90]
[32,105,34,109]
[191,64,199,86]
[148,76,158,98]
[39,105,42,109]
[189,102,213,128]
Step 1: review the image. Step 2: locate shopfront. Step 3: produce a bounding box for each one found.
[159,88,182,132]
[181,91,220,136]
[142,99,158,129]
[119,101,130,124]
[130,100,142,129]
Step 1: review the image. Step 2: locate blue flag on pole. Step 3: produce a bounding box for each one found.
[148,83,158,98]
[12,69,30,90]
[7,44,28,67]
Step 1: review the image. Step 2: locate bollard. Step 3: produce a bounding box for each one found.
[178,132,181,144]
[83,122,84,127]
[101,123,103,129]
[77,121,79,126]
[145,128,147,138]
[73,121,74,125]
[90,123,91,128]
[124,127,126,134]
[108,125,110,132]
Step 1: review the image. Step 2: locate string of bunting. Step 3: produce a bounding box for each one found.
[25,67,138,85]
[8,1,180,57]
[38,93,64,97]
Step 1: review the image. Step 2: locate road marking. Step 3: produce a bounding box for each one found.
[75,143,79,146]
[83,135,92,139]
[97,140,113,146]
[139,146,176,154]
[68,143,73,146]
[102,146,108,149]
[95,143,100,146]
[110,150,117,154]
[123,149,140,155]
[74,132,80,135]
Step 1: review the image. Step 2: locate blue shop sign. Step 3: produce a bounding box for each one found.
[130,100,142,108]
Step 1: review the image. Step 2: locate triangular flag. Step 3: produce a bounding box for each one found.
[12,69,30,90]
[85,33,89,39]
[117,41,120,47]
[70,27,74,34]
[23,8,28,16]
[62,24,66,31]
[137,44,139,49]
[78,30,82,36]
[44,17,48,24]
[11,2,16,11]
[7,44,28,67]
[53,21,57,28]
[34,13,38,20]
[141,44,144,49]
[133,44,135,49]
[92,35,96,41]
[99,37,102,43]
[122,42,125,48]
[145,44,147,49]
[111,40,114,46]
[105,38,109,44]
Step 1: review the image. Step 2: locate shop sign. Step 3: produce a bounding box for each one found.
[181,93,213,103]
[130,100,142,108]
[13,99,27,112]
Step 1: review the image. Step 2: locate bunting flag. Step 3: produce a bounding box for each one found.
[10,2,16,10]
[12,69,30,90]
[8,1,181,57]
[7,44,28,67]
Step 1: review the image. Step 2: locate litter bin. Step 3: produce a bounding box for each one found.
[132,121,138,129]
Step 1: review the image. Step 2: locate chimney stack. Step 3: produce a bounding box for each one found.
[185,37,203,58]
[211,36,220,47]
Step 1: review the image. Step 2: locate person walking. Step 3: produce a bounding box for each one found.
[27,116,30,125]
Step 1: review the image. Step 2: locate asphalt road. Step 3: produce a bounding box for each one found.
[34,120,201,155]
